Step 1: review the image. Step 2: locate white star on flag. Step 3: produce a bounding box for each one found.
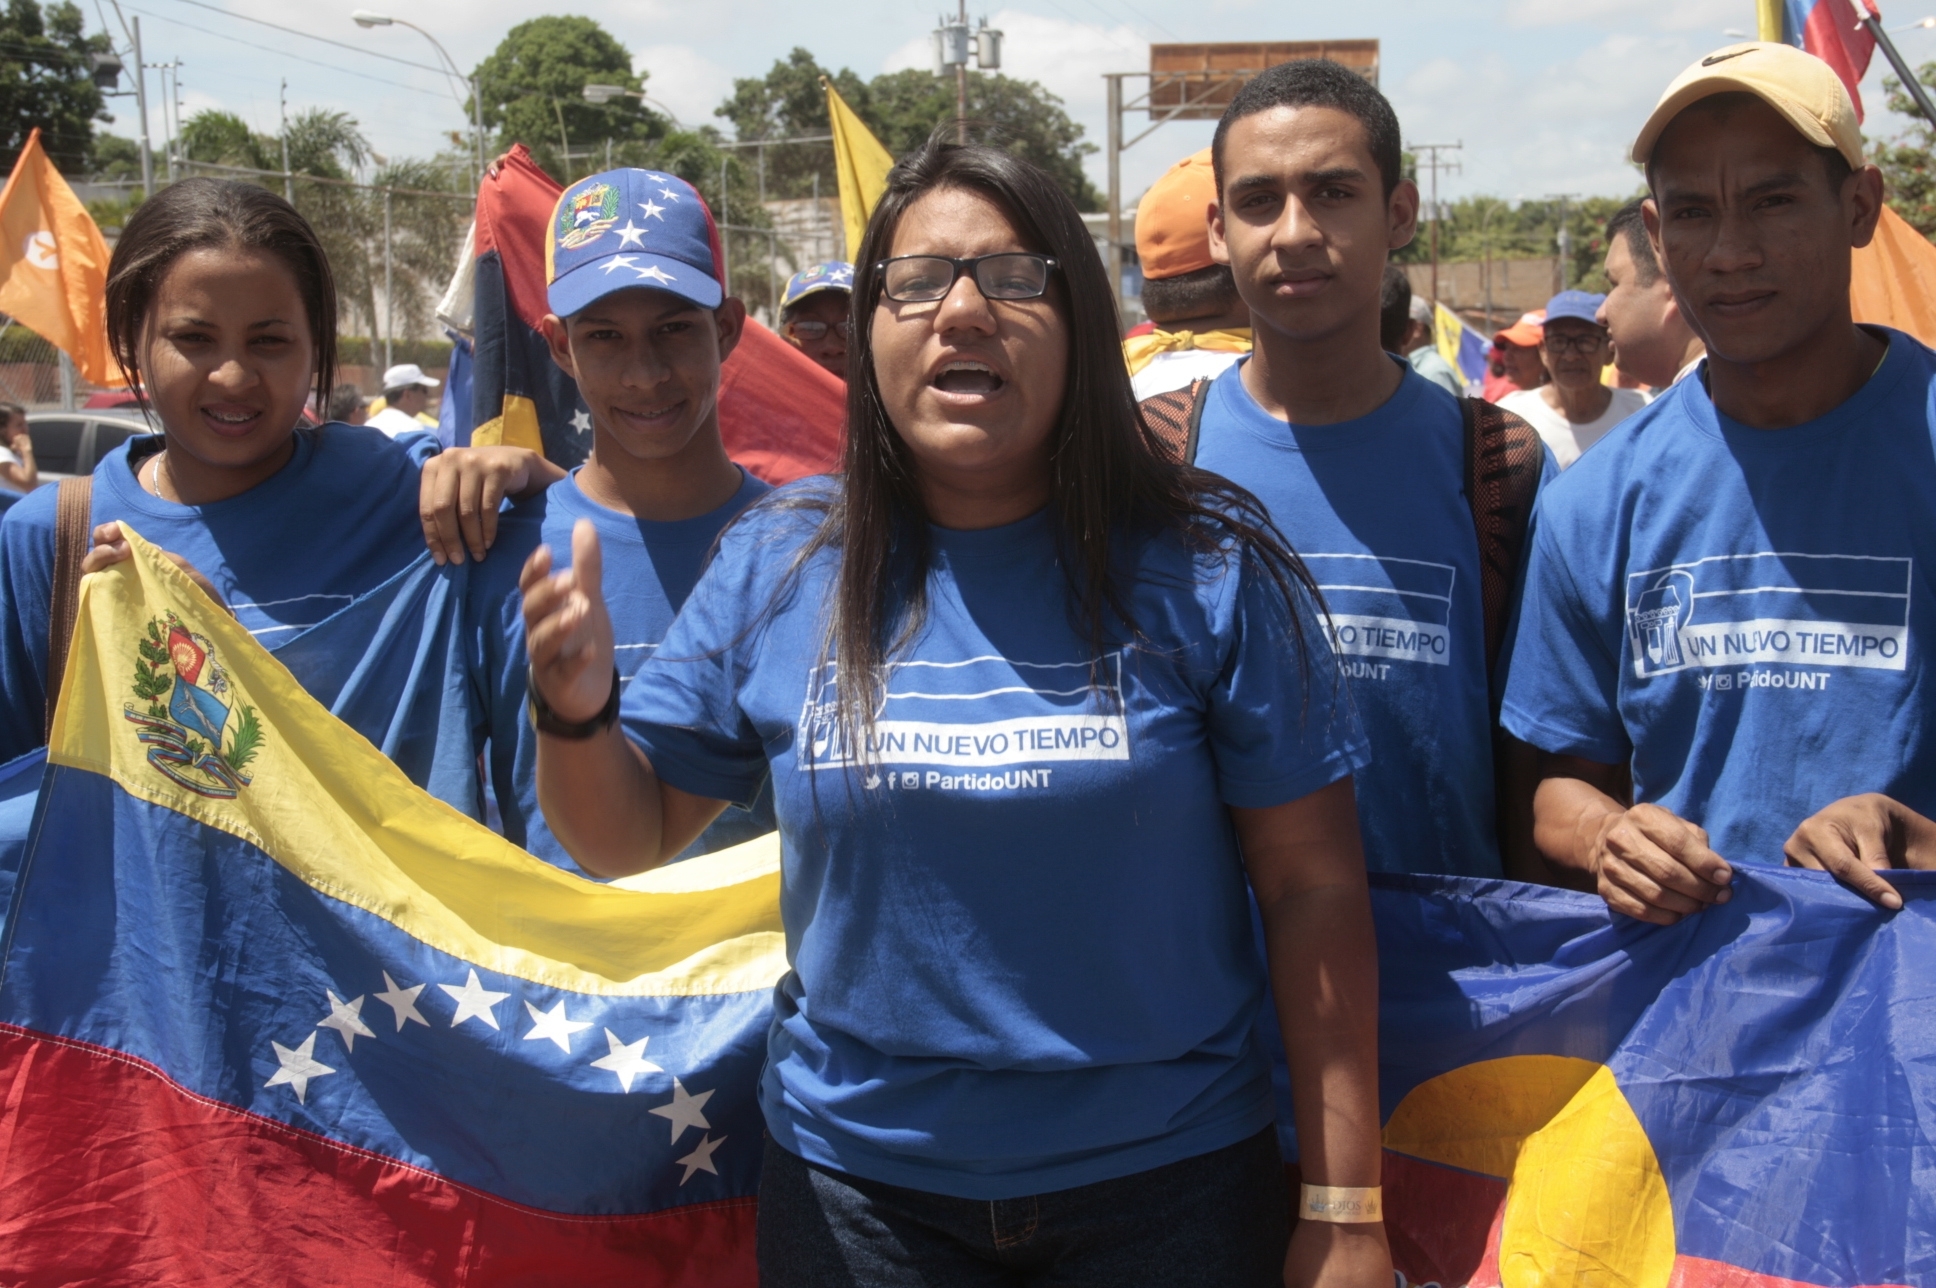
[611,220,647,248]
[589,1028,662,1092]
[830,266,852,283]
[265,1033,335,1105]
[648,1077,714,1145]
[570,409,592,435]
[637,200,666,222]
[657,187,681,202]
[523,999,593,1053]
[440,969,510,1030]
[675,1133,725,1184]
[374,971,428,1031]
[317,990,375,1052]
[599,254,639,276]
[633,265,676,285]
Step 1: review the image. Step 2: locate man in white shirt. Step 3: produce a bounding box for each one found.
[1500,291,1647,468]
[365,363,441,437]
[1599,199,1706,388]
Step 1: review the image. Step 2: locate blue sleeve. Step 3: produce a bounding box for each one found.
[393,429,443,469]
[0,490,56,761]
[1206,552,1369,809]
[616,522,774,807]
[1498,514,1630,763]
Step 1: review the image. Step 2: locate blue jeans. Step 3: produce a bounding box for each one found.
[756,1128,1289,1286]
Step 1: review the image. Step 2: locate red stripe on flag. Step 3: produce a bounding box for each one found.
[1801,0,1879,121]
[0,1025,757,1286]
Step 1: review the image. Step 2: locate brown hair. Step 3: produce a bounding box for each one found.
[105,178,338,414]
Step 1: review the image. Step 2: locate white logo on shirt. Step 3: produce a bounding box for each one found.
[1624,552,1911,678]
[1307,554,1454,667]
[798,653,1130,769]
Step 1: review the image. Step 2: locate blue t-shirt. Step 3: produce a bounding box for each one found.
[0,425,436,763]
[469,467,773,873]
[1195,359,1549,877]
[1501,330,1936,864]
[619,487,1368,1199]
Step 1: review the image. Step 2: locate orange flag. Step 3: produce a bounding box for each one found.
[0,128,120,385]
[1851,205,1936,350]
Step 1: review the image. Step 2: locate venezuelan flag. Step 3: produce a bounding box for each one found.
[1433,302,1490,393]
[0,531,783,1281]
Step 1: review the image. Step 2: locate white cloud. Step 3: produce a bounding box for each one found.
[1394,33,1697,199]
[1501,0,1745,34]
[635,45,736,129]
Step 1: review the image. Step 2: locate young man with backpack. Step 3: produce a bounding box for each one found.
[1141,59,1553,881]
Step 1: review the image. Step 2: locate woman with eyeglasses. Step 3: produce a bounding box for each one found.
[780,260,855,380]
[522,138,1389,1286]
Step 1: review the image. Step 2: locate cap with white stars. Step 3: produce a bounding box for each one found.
[545,168,725,317]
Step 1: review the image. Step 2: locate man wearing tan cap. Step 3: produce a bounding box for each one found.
[1503,42,1936,922]
[1123,148,1252,400]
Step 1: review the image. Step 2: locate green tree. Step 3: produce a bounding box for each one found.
[714,48,1101,211]
[1394,192,1633,290]
[0,0,110,174]
[472,16,666,182]
[179,109,271,170]
[1873,66,1936,238]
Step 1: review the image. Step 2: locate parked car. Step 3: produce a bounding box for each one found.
[25,409,156,482]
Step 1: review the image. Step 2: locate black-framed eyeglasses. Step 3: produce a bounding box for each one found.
[877,253,1060,303]
[785,318,852,342]
[1541,330,1607,354]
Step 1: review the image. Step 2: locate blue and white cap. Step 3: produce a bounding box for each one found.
[545,168,725,317]
[782,261,854,308]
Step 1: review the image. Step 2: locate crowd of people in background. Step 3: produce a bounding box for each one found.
[0,34,1926,1287]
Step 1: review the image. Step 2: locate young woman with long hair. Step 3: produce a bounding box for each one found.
[523,139,1390,1286]
[0,178,552,783]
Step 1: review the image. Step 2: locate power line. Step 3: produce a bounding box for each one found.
[123,5,453,100]
[154,0,445,75]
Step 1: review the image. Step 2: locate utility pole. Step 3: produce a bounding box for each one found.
[1547,193,1580,292]
[280,79,293,204]
[1106,73,1123,319]
[382,186,394,370]
[955,0,968,143]
[1408,141,1461,306]
[129,16,153,197]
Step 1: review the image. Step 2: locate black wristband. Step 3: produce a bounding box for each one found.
[528,665,620,739]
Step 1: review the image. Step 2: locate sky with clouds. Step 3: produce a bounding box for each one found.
[100,0,1936,209]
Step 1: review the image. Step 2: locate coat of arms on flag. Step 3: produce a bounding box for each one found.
[123,611,262,799]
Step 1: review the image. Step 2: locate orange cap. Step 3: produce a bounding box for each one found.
[1135,148,1218,281]
[1494,310,1546,348]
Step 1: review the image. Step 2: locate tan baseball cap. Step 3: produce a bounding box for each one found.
[1630,41,1863,169]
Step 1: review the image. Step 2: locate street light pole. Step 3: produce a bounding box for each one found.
[351,11,483,189]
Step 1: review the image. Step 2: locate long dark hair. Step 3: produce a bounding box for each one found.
[105,178,338,416]
[779,135,1322,755]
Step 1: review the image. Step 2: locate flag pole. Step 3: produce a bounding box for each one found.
[1863,13,1936,126]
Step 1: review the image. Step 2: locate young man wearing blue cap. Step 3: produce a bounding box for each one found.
[455,168,773,871]
[1499,291,1648,469]
[1503,43,1936,921]
[778,261,853,380]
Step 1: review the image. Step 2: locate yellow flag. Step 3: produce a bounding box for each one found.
[824,78,894,261]
[0,129,121,386]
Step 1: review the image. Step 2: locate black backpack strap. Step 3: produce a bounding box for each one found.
[1138,378,1210,466]
[1460,396,1545,690]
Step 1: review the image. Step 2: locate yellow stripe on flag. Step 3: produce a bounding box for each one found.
[825,77,894,261]
[468,393,545,452]
[49,527,787,998]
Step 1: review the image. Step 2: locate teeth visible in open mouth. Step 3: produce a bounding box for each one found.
[207,410,255,424]
[934,360,1003,394]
